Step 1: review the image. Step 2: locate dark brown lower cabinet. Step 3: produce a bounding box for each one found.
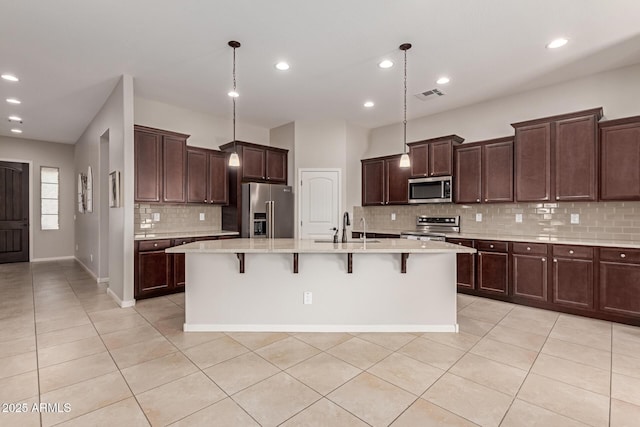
[512,242,548,301]
[551,245,594,310]
[447,238,475,290]
[477,241,509,295]
[599,248,640,317]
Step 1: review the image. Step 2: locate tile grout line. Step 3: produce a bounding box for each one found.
[30,264,43,427]
[609,322,613,427]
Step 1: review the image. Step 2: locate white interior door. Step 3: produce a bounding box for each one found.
[299,169,341,239]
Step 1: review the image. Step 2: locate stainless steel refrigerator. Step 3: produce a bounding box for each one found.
[241,183,294,238]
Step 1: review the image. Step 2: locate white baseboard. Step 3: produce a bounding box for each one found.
[32,256,75,262]
[97,277,109,283]
[183,323,459,333]
[74,256,98,281]
[107,288,135,308]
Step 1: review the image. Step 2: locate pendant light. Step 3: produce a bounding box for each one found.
[398,43,412,168]
[228,40,241,167]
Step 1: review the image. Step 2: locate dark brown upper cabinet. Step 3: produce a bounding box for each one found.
[454,137,513,204]
[361,155,410,206]
[512,108,602,202]
[186,148,228,205]
[219,141,288,184]
[408,135,463,178]
[599,116,640,201]
[134,125,189,203]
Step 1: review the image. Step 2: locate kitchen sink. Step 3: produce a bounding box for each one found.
[313,239,381,243]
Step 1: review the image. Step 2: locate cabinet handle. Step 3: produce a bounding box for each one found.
[485,199,488,202]
[542,258,546,262]
[476,199,480,202]
[621,253,626,258]
[204,199,207,203]
[527,246,531,251]
[553,258,558,263]
[556,197,559,200]
[154,243,158,247]
[489,244,494,249]
[569,250,574,254]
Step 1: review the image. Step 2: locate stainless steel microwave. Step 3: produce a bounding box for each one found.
[408,176,453,203]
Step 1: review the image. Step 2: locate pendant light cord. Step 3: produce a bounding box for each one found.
[403,47,407,154]
[232,45,237,145]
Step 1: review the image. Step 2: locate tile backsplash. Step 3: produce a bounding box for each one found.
[354,201,640,242]
[134,204,222,235]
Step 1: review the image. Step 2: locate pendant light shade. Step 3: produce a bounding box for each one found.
[228,40,241,167]
[399,43,412,169]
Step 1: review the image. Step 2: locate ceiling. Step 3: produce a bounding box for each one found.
[1,0,640,144]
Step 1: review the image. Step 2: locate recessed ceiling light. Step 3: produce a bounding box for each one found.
[546,38,569,49]
[11,128,22,134]
[227,91,239,98]
[363,101,375,108]
[1,74,19,82]
[378,60,393,69]
[6,98,21,104]
[8,115,22,122]
[436,76,450,85]
[275,62,290,71]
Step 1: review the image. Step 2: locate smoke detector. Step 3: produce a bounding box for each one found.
[415,88,446,101]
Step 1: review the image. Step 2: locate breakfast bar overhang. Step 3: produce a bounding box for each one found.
[167,238,476,333]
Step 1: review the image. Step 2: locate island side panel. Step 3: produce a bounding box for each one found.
[184,252,457,332]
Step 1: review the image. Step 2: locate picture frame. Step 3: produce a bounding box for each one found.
[109,171,121,208]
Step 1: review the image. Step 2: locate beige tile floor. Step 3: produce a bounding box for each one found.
[1,260,640,426]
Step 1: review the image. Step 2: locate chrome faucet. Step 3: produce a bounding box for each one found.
[341,212,351,243]
[360,217,366,243]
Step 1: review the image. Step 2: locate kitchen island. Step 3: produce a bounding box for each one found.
[167,238,476,333]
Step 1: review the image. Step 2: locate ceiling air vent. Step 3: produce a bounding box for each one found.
[415,88,445,101]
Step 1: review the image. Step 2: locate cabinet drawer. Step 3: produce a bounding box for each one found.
[512,242,548,255]
[600,247,640,263]
[476,240,508,252]
[447,238,474,248]
[138,239,172,252]
[173,238,195,246]
[552,245,593,259]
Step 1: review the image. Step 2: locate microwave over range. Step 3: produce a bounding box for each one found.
[408,176,452,204]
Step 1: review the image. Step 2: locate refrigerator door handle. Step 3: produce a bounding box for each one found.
[265,201,271,238]
[271,200,275,238]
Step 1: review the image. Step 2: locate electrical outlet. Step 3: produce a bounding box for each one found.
[571,213,580,224]
[303,291,313,305]
[515,213,523,223]
[199,213,205,221]
[153,213,160,221]
[475,213,482,222]
[391,213,396,221]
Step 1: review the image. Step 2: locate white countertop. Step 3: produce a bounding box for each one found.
[134,230,239,241]
[166,238,477,254]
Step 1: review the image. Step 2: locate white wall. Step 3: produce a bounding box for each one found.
[345,123,369,218]
[0,136,74,260]
[134,97,270,150]
[367,62,640,158]
[74,76,135,305]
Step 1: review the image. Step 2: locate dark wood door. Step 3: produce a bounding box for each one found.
[448,239,475,290]
[454,145,482,203]
[600,119,640,200]
[265,149,287,183]
[362,159,385,206]
[555,115,597,201]
[134,129,162,202]
[186,148,207,203]
[514,123,551,202]
[137,251,169,296]
[552,257,594,310]
[429,141,453,176]
[242,146,266,181]
[512,254,548,301]
[409,143,429,178]
[0,161,29,263]
[483,140,513,203]
[599,248,640,317]
[208,152,228,204]
[385,156,410,204]
[478,251,509,295]
[162,136,187,203]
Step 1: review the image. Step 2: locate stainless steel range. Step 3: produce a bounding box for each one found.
[400,215,460,241]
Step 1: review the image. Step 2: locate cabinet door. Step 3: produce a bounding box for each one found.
[208,152,229,204]
[512,254,548,301]
[266,150,287,183]
[552,257,594,309]
[242,146,266,181]
[137,251,169,296]
[362,160,385,206]
[187,149,207,203]
[454,145,482,203]
[385,157,410,204]
[448,239,475,290]
[599,261,640,317]
[429,141,453,176]
[134,130,162,202]
[515,123,551,201]
[600,121,640,200]
[162,136,187,203]
[172,254,186,289]
[478,251,508,295]
[409,143,429,178]
[555,115,597,201]
[483,140,513,203]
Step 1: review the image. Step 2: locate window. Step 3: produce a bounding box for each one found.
[41,166,59,230]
